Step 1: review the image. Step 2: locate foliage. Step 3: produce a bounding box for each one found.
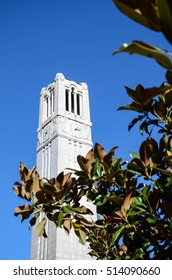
[14,0,172,259]
[113,0,172,68]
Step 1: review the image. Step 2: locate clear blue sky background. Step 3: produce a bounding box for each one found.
[0,0,170,259]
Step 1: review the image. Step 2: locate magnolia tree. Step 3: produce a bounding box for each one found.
[14,0,172,259]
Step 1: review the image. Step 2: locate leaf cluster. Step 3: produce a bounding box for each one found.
[14,131,172,259]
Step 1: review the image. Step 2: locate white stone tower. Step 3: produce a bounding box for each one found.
[30,73,95,259]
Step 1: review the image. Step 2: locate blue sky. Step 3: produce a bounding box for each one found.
[0,0,170,259]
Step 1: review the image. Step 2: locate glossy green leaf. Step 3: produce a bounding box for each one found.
[95,195,107,206]
[133,248,144,260]
[112,224,125,243]
[132,197,146,211]
[130,151,140,159]
[91,160,103,179]
[127,209,145,216]
[153,167,172,177]
[56,212,63,227]
[146,217,156,224]
[63,205,73,214]
[113,41,172,69]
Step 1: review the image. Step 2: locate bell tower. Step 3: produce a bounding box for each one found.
[30,73,95,259]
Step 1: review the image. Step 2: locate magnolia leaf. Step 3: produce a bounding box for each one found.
[117,105,133,111]
[63,205,89,215]
[130,151,140,159]
[85,149,95,173]
[37,185,56,201]
[118,101,145,113]
[125,86,139,102]
[107,196,123,208]
[55,172,72,191]
[29,216,37,227]
[170,217,172,231]
[149,189,160,211]
[62,172,73,187]
[75,214,93,227]
[157,0,172,45]
[63,219,71,235]
[139,140,152,166]
[31,172,42,195]
[63,177,76,196]
[166,71,172,85]
[13,181,22,194]
[112,0,160,31]
[127,169,142,176]
[140,86,163,105]
[73,225,87,245]
[161,201,172,218]
[113,41,172,69]
[94,143,106,160]
[34,212,40,219]
[152,166,172,177]
[164,90,172,107]
[55,173,63,192]
[128,158,146,175]
[133,248,144,260]
[36,218,47,237]
[122,188,135,212]
[147,137,158,153]
[113,209,127,222]
[14,204,34,222]
[140,120,148,135]
[63,205,74,214]
[77,155,89,174]
[85,148,94,161]
[112,224,125,243]
[153,102,167,119]
[124,85,160,107]
[78,229,87,245]
[56,211,63,227]
[13,183,31,201]
[91,160,103,179]
[128,117,142,131]
[73,222,81,231]
[19,163,36,184]
[133,197,146,207]
[146,217,157,224]
[104,146,118,165]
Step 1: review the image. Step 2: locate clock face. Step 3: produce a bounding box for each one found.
[57,116,91,140]
[43,124,50,142]
[69,122,82,138]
